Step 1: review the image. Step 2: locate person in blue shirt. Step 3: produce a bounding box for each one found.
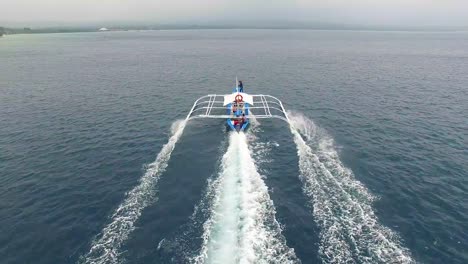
[238,80,244,92]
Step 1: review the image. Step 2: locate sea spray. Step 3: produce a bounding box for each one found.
[194,132,298,264]
[82,119,187,264]
[287,111,413,263]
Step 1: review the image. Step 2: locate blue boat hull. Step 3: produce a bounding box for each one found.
[226,87,249,132]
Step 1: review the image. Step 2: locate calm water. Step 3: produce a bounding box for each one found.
[0,30,467,264]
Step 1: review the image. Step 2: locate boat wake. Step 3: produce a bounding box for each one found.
[287,111,414,263]
[82,120,187,264]
[193,132,298,264]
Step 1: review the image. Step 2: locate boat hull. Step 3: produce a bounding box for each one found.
[226,88,250,132]
[226,119,249,132]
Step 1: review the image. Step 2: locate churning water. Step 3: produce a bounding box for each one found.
[1,30,467,264]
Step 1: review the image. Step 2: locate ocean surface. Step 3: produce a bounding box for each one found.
[0,30,467,264]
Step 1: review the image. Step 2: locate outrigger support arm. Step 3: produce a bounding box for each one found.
[185,94,290,122]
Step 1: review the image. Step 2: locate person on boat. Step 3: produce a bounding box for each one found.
[238,81,244,92]
[241,113,247,124]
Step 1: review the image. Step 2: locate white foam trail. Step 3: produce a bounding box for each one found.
[82,119,187,264]
[193,132,298,264]
[287,111,413,264]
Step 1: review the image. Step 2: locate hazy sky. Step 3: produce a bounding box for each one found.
[2,0,468,27]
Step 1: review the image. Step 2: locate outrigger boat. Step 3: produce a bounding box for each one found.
[186,79,289,131]
[224,81,252,132]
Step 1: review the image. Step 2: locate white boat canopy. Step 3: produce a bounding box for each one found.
[223,92,254,106]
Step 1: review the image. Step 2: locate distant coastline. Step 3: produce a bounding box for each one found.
[1,23,468,35]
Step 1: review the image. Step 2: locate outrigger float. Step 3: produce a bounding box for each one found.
[186,79,289,132]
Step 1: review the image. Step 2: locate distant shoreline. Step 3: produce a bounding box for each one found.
[2,25,468,36]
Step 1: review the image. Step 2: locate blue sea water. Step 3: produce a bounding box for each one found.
[0,30,467,264]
